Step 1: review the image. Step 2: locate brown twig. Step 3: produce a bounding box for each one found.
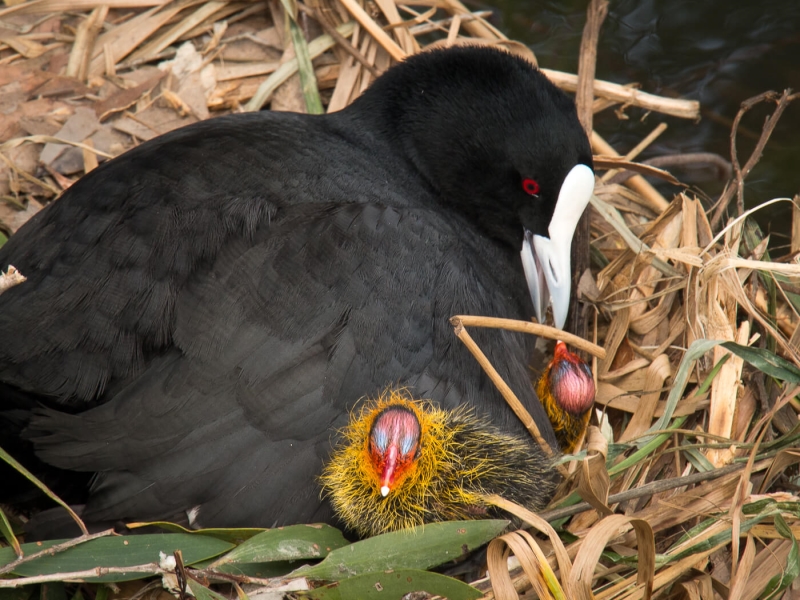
[450,315,606,359]
[173,550,189,600]
[606,153,732,185]
[710,89,798,230]
[539,461,754,522]
[599,122,667,183]
[405,10,493,36]
[337,0,405,61]
[571,0,607,347]
[0,529,116,575]
[542,69,700,120]
[298,3,380,77]
[0,564,163,587]
[450,317,567,476]
[591,131,670,213]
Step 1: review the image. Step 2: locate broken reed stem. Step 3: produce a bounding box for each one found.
[600,122,668,183]
[406,11,493,36]
[575,0,608,138]
[0,266,26,295]
[65,5,108,81]
[338,0,405,61]
[710,89,797,229]
[606,152,731,186]
[729,424,769,579]
[0,529,115,576]
[0,565,164,588]
[539,461,755,522]
[298,3,381,77]
[541,69,700,120]
[591,131,670,213]
[450,318,568,476]
[571,0,607,344]
[793,194,800,256]
[439,0,504,39]
[451,315,607,359]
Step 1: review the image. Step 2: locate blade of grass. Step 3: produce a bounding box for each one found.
[245,22,355,111]
[0,445,88,535]
[0,507,21,558]
[279,0,323,114]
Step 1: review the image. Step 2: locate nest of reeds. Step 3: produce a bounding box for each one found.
[1,0,799,599]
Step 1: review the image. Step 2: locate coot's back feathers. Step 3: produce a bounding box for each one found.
[0,46,593,532]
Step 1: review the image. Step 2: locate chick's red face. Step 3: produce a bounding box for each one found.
[547,341,596,415]
[368,406,421,497]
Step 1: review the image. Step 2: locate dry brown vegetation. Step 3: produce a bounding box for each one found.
[1,0,799,599]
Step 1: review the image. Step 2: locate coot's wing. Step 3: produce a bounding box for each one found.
[0,113,390,403]
[28,202,469,528]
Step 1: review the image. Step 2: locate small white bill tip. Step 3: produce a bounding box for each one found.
[380,486,390,497]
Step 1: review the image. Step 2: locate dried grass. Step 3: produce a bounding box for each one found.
[0,0,798,599]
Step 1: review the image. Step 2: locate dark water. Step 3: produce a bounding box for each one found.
[483,0,800,246]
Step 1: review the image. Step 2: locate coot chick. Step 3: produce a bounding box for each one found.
[0,46,594,534]
[323,340,595,538]
[537,341,596,453]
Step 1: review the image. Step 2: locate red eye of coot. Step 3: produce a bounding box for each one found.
[522,178,540,196]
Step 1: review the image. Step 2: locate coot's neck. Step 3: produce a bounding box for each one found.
[334,75,445,196]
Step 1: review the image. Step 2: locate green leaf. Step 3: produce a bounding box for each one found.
[720,342,800,383]
[212,524,348,566]
[295,520,508,582]
[0,230,7,248]
[0,534,234,583]
[208,561,303,578]
[299,569,483,600]
[186,579,229,600]
[644,339,722,444]
[667,511,776,564]
[762,514,800,600]
[684,448,716,472]
[127,521,265,544]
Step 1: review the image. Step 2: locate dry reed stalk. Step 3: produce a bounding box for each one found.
[599,122,667,183]
[0,265,26,295]
[452,315,607,359]
[592,131,670,213]
[541,68,700,119]
[574,0,607,138]
[450,317,567,474]
[65,4,107,80]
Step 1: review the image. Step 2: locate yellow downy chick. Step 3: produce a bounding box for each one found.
[320,389,557,538]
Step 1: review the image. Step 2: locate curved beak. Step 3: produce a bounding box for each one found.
[521,164,595,330]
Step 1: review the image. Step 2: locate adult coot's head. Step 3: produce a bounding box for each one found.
[351,46,594,329]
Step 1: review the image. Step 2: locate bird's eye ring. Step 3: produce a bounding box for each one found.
[522,178,540,196]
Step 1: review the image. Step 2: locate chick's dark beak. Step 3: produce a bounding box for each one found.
[521,164,595,330]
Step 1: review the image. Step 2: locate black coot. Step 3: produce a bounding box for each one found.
[0,46,594,532]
